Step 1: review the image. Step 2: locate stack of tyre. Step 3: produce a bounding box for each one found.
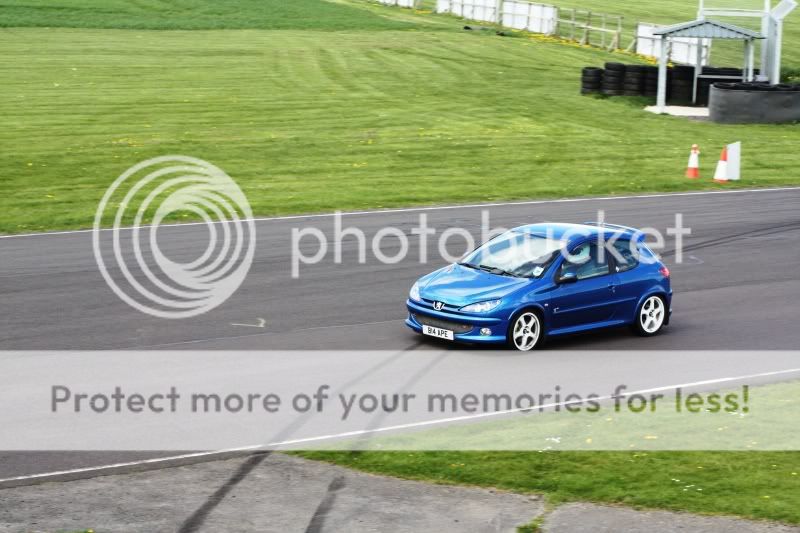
[669,66,694,104]
[581,67,603,94]
[581,63,656,97]
[704,67,747,78]
[601,62,625,96]
[643,66,659,97]
[622,65,646,96]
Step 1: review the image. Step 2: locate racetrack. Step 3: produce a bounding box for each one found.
[1,187,799,482]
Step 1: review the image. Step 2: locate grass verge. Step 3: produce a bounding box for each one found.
[297,381,800,524]
[299,451,800,524]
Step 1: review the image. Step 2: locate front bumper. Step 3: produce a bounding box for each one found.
[405,299,508,344]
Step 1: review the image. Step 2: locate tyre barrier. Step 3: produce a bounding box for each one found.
[581,63,651,98]
[581,66,604,94]
[623,65,645,96]
[643,66,659,97]
[710,83,800,124]
[580,64,761,104]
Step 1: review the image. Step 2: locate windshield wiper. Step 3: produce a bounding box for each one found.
[460,263,518,277]
[491,268,518,277]
[479,265,518,277]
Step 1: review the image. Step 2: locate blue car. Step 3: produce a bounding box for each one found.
[406,222,672,351]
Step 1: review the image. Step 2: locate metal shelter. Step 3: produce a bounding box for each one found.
[653,19,764,111]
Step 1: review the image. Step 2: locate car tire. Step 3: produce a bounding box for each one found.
[507,310,545,351]
[604,62,626,72]
[632,295,667,337]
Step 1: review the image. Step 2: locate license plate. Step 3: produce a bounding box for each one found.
[423,325,454,341]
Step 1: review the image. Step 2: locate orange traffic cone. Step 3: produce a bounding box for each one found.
[686,144,700,179]
[714,147,729,183]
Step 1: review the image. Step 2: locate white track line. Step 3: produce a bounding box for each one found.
[2,365,798,485]
[2,186,800,240]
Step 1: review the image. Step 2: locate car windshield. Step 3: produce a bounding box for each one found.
[460,231,564,278]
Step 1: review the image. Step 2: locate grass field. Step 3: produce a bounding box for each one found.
[300,380,800,524]
[0,0,412,30]
[302,451,800,524]
[1,0,799,233]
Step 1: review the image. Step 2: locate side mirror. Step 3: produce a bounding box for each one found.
[557,272,578,284]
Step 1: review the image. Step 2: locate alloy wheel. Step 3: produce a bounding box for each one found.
[512,312,541,351]
[640,296,665,334]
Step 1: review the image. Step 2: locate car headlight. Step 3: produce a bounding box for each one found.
[460,300,501,313]
[409,282,421,302]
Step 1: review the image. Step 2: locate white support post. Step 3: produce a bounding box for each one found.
[761,0,771,73]
[657,36,669,112]
[766,0,799,83]
[748,39,756,81]
[743,40,750,81]
[771,19,784,82]
[693,37,703,104]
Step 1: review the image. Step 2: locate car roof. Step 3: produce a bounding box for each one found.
[512,222,639,247]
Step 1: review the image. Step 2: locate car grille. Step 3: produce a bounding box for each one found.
[412,314,473,334]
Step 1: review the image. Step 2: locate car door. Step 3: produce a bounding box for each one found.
[549,242,619,330]
[609,238,646,321]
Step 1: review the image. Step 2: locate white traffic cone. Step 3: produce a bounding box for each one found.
[714,147,729,183]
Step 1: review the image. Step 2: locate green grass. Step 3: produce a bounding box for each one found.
[298,381,800,524]
[300,450,800,524]
[1,1,800,233]
[0,0,413,30]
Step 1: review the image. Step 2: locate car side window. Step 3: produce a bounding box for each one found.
[560,243,610,281]
[612,240,640,273]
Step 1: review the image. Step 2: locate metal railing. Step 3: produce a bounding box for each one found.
[430,0,646,53]
[376,0,421,8]
[556,8,623,51]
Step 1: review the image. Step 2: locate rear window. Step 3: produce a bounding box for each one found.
[612,240,639,272]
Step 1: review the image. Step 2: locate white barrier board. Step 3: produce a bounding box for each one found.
[500,1,557,34]
[636,23,712,65]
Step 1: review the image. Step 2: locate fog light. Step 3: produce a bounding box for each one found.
[480,328,492,336]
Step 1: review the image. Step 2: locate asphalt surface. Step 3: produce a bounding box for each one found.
[3,454,797,533]
[1,188,800,481]
[0,453,544,533]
